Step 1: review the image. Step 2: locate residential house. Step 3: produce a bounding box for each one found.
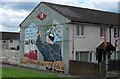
[19,2,120,74]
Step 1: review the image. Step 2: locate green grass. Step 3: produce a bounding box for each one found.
[0,66,79,79]
[1,66,58,77]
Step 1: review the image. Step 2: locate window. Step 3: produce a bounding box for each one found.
[3,40,6,42]
[75,51,89,62]
[114,29,120,38]
[10,40,13,43]
[117,51,120,59]
[90,52,92,62]
[76,26,84,36]
[76,51,79,61]
[100,28,106,37]
[110,51,116,60]
[80,52,89,62]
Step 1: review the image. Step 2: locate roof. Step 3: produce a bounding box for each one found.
[20,2,120,27]
[0,32,20,40]
[43,2,119,26]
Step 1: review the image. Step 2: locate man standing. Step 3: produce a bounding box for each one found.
[35,31,62,62]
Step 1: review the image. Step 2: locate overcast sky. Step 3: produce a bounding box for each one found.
[0,0,120,32]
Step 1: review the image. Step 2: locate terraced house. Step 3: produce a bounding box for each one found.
[19,2,120,74]
[0,32,20,50]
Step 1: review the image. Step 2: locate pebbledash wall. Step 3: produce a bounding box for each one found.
[19,2,120,74]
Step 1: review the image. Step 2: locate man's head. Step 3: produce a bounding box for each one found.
[49,33,54,41]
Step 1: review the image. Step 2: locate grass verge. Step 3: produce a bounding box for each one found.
[1,66,57,77]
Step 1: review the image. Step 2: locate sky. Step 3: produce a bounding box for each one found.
[0,0,120,32]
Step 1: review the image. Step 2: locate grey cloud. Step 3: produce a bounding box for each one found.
[0,2,38,32]
[118,2,120,13]
[1,2,38,11]
[2,19,20,28]
[1,23,20,32]
[1,24,20,32]
[1,17,21,32]
[93,2,118,13]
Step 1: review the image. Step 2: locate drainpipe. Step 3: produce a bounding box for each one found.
[72,24,75,60]
[109,27,112,43]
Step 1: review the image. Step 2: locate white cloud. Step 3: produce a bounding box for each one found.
[47,0,82,8]
[42,0,118,13]
[1,0,83,7]
[0,7,30,32]
[1,0,40,2]
[2,0,119,2]
[83,0,118,12]
[89,0,119,2]
[79,0,96,9]
[0,25,3,32]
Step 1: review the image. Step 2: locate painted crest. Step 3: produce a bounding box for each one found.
[36,11,47,21]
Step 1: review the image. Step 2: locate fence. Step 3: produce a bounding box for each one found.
[108,60,120,74]
[69,60,99,76]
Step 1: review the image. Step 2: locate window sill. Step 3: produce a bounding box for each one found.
[76,36,85,38]
[99,37,104,39]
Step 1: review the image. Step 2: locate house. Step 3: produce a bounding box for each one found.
[19,2,120,74]
[0,32,20,50]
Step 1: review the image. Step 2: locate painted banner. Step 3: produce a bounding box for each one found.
[24,22,38,60]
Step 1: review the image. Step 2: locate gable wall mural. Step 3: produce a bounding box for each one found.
[23,20,64,71]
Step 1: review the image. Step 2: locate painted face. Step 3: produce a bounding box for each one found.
[49,34,54,41]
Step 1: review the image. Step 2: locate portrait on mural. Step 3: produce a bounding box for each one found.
[24,22,63,62]
[23,22,64,71]
[36,31,62,62]
[35,23,63,62]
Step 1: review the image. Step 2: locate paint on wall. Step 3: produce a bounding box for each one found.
[23,21,64,71]
[35,23,63,61]
[24,22,38,60]
[24,21,63,62]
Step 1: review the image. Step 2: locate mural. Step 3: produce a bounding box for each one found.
[24,22,38,60]
[35,22,63,62]
[23,22,64,71]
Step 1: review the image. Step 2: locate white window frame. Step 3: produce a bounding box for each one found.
[76,25,84,37]
[75,51,89,62]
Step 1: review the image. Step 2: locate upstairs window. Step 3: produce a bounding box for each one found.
[100,28,106,37]
[76,26,84,36]
[3,40,6,42]
[114,29,120,38]
[10,40,13,43]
